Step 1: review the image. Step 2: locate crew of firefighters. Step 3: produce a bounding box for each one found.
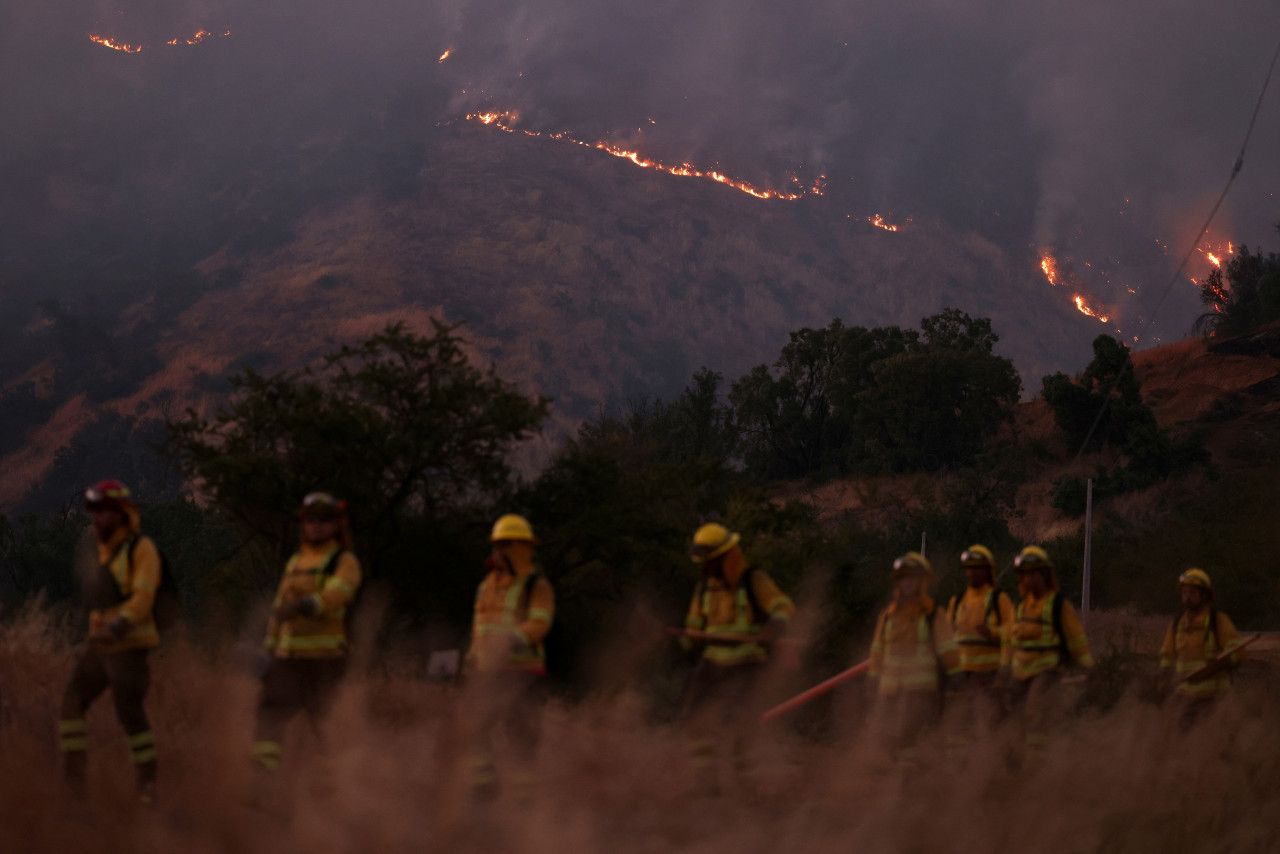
[53,479,1251,806]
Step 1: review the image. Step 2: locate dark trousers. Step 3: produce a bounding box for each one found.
[463,670,547,797]
[251,657,346,773]
[60,646,156,795]
[681,660,764,791]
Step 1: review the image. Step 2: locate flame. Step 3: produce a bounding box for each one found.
[463,110,824,201]
[1073,295,1110,324]
[93,29,229,51]
[1039,252,1060,286]
[1206,252,1222,268]
[438,49,452,63]
[89,34,142,53]
[868,214,899,232]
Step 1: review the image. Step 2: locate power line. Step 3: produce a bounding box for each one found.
[1071,35,1280,464]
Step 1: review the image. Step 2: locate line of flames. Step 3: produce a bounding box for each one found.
[465,111,824,201]
[89,29,230,52]
[1039,250,1111,325]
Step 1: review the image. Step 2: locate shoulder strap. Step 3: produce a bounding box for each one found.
[985,589,1002,626]
[317,548,347,583]
[740,567,765,623]
[1207,606,1219,651]
[520,570,547,615]
[947,594,958,621]
[1051,592,1070,664]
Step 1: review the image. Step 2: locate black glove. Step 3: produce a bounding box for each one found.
[295,595,321,618]
[108,615,132,639]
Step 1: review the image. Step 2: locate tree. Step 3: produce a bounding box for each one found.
[854,309,1021,472]
[1042,335,1207,516]
[1194,230,1280,338]
[164,321,549,586]
[730,320,919,479]
[627,368,737,464]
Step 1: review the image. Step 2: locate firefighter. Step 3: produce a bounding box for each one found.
[249,492,361,785]
[681,523,793,795]
[868,552,961,768]
[947,546,1014,683]
[1001,545,1093,762]
[463,514,555,803]
[59,480,162,803]
[1157,568,1244,728]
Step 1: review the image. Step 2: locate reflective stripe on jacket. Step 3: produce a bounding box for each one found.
[1004,592,1093,679]
[91,528,161,653]
[1159,610,1242,698]
[869,602,960,695]
[684,569,793,666]
[469,569,555,673]
[947,585,1015,673]
[264,543,362,659]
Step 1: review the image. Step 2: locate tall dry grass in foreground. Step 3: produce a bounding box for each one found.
[2,606,1279,854]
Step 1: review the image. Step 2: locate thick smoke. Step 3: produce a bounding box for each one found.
[0,0,1277,335]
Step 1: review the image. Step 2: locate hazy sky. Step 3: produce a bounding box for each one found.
[2,0,1277,337]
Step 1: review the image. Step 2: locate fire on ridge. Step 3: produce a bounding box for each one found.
[465,110,825,202]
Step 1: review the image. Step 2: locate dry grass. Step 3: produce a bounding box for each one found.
[3,606,1279,853]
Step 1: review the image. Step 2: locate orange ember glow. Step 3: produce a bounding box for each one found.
[1039,252,1060,286]
[1206,252,1222,268]
[438,49,452,63]
[464,110,824,201]
[89,34,141,53]
[868,214,899,232]
[1073,295,1110,324]
[95,29,228,51]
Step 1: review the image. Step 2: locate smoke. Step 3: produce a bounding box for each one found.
[0,0,1277,340]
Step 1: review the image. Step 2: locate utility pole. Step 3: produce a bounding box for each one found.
[1082,478,1093,620]
[920,532,927,560]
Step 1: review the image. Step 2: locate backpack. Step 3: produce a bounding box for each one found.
[123,535,181,632]
[519,570,562,675]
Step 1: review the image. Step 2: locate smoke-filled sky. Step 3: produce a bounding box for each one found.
[1,0,1277,339]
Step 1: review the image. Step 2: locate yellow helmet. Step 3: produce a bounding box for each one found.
[1177,568,1212,592]
[491,514,538,544]
[961,544,995,569]
[1014,545,1053,571]
[892,551,932,578]
[691,523,740,564]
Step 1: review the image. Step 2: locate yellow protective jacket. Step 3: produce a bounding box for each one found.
[468,566,555,674]
[264,541,362,659]
[869,598,961,695]
[684,565,793,666]
[90,511,161,653]
[947,585,1015,673]
[1159,608,1243,699]
[1004,591,1094,679]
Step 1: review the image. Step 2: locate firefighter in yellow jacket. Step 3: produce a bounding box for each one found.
[1157,568,1244,727]
[945,545,1015,741]
[1001,545,1093,762]
[250,492,362,779]
[681,523,793,794]
[59,480,162,802]
[463,514,555,802]
[868,552,960,767]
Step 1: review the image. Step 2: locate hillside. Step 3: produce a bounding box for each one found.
[0,123,1110,511]
[782,327,1280,544]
